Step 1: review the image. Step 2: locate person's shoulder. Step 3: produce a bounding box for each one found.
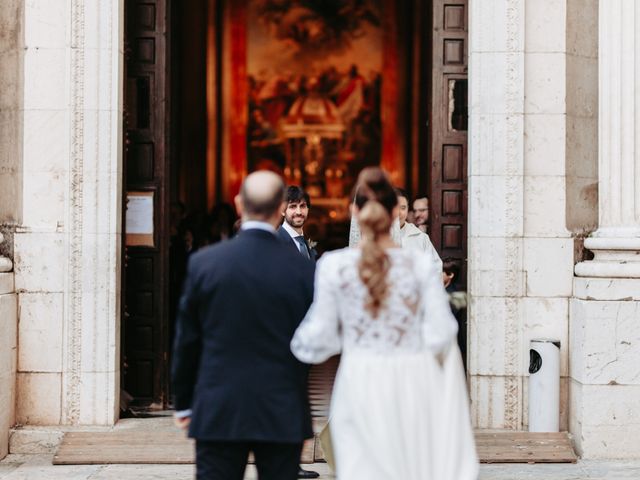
[320,247,354,261]
[407,223,437,248]
[317,247,356,270]
[189,237,237,264]
[404,222,425,237]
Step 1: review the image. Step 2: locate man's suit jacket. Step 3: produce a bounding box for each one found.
[277,226,318,263]
[172,228,315,442]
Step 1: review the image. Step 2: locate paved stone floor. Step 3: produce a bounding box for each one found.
[2,455,640,479]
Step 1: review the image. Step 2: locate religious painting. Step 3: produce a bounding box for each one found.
[246,0,383,202]
[220,0,407,247]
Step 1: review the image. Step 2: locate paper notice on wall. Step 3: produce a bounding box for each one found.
[126,191,154,246]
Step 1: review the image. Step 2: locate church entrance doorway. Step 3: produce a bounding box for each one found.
[121,0,468,410]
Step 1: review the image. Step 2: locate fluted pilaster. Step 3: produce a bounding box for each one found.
[575,0,640,277]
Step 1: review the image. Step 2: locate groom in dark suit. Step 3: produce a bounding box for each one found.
[277,185,319,479]
[277,186,317,264]
[172,171,315,480]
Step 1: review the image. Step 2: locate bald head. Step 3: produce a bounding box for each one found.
[238,171,286,221]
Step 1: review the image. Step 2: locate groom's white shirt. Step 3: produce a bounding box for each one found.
[281,220,305,254]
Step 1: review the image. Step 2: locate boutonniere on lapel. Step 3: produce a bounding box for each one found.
[307,239,318,250]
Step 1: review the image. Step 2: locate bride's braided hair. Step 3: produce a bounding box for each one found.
[353,168,398,317]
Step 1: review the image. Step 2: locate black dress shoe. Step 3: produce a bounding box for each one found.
[298,466,320,478]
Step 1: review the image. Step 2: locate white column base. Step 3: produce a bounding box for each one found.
[570,277,640,458]
[575,230,640,278]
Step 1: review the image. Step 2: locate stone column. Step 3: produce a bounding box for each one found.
[571,0,640,458]
[574,0,640,277]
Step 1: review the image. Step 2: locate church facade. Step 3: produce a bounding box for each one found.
[1,0,639,460]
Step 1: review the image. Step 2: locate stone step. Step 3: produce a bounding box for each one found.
[9,426,112,455]
[10,428,65,454]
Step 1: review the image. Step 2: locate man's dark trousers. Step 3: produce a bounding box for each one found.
[196,441,302,480]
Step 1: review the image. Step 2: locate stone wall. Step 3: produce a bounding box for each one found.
[0,0,22,460]
[520,0,579,431]
[0,234,17,460]
[14,0,69,427]
[13,0,124,426]
[570,0,640,459]
[0,280,16,460]
[468,0,526,429]
[468,0,598,431]
[0,0,23,223]
[571,282,640,458]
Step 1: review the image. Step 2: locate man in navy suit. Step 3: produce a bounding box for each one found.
[172,171,315,480]
[277,186,317,264]
[277,185,318,478]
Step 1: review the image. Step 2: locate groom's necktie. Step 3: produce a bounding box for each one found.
[294,235,310,259]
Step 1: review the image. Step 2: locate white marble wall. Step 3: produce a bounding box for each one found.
[0,0,22,459]
[0,278,16,460]
[0,0,23,223]
[469,0,523,430]
[571,283,640,458]
[570,0,640,459]
[468,0,593,430]
[0,233,16,459]
[521,0,597,431]
[13,0,124,426]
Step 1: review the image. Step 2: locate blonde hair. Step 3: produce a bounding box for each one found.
[353,168,397,317]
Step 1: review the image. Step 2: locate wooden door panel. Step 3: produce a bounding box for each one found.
[126,142,155,183]
[123,0,169,406]
[430,0,468,279]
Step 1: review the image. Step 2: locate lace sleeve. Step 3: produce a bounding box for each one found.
[291,254,342,364]
[419,254,458,354]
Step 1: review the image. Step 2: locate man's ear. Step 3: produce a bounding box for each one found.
[281,202,287,217]
[234,194,243,217]
[272,201,287,227]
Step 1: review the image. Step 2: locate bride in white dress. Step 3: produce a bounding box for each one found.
[291,167,478,480]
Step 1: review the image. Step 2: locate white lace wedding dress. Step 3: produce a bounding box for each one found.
[291,248,478,480]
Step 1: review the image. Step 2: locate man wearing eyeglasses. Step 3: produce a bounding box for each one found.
[413,195,430,234]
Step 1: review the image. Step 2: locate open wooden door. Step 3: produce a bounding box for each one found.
[122,0,170,407]
[429,0,468,278]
